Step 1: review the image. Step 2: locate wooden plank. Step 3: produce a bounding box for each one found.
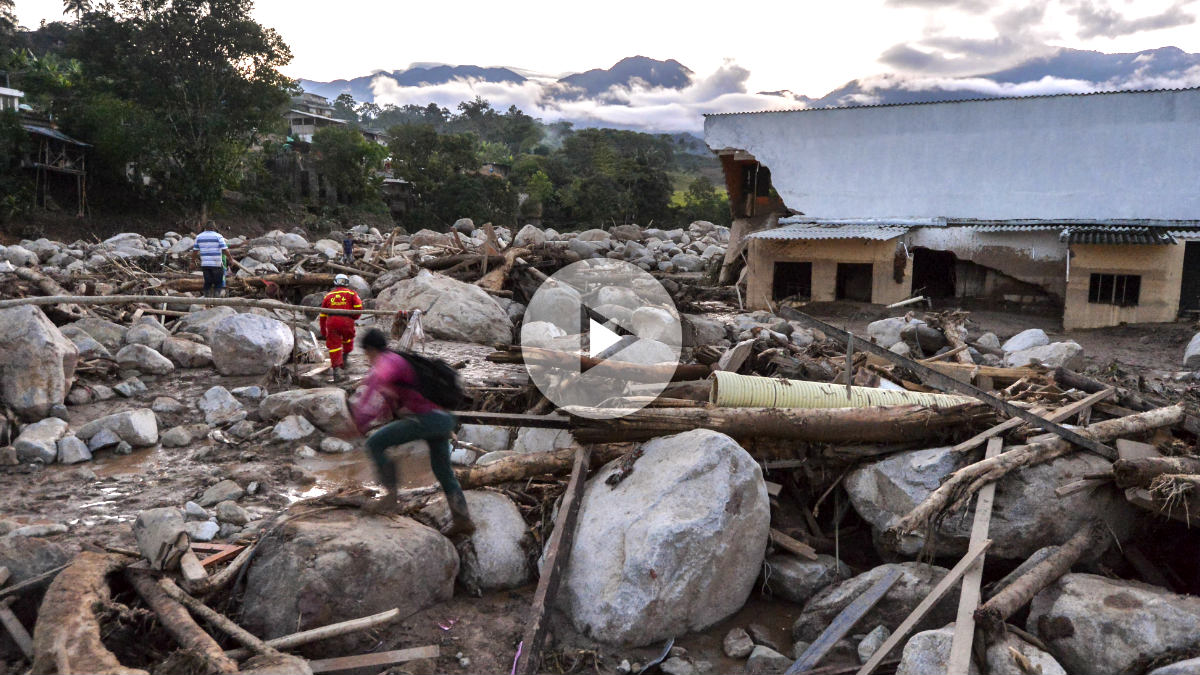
[765,480,783,497]
[0,567,9,587]
[786,569,904,675]
[198,545,245,568]
[513,447,592,675]
[952,388,1114,454]
[770,529,819,561]
[779,308,1116,459]
[225,608,405,660]
[308,645,440,673]
[947,438,1002,673]
[1115,439,1160,461]
[855,540,993,675]
[1055,478,1109,498]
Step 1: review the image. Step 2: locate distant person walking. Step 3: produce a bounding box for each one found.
[350,328,474,534]
[193,223,229,298]
[319,273,362,382]
[342,234,354,264]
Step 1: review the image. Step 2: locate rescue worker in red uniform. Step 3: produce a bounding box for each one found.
[319,274,363,382]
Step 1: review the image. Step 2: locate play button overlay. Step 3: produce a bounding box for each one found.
[520,259,683,419]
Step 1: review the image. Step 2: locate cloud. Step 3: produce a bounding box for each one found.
[1069,0,1196,39]
[883,0,990,13]
[370,60,808,133]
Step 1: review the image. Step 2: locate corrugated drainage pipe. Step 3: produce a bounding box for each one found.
[709,371,976,409]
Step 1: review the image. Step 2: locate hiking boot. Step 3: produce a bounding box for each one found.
[442,491,476,537]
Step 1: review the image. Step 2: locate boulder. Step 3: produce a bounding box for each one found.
[0,537,71,650]
[1002,328,1050,352]
[1,244,38,267]
[198,479,244,507]
[1005,341,1084,370]
[670,253,705,272]
[319,437,354,454]
[272,415,316,441]
[556,429,770,646]
[512,428,575,454]
[631,307,679,344]
[682,314,728,348]
[259,388,352,434]
[746,646,790,674]
[197,386,247,425]
[867,317,923,349]
[1150,658,1200,675]
[186,521,219,542]
[75,409,158,447]
[520,321,568,349]
[125,320,169,350]
[858,625,891,664]
[576,228,610,242]
[86,428,122,452]
[70,317,128,353]
[240,511,457,649]
[115,344,175,375]
[14,418,70,463]
[596,285,642,310]
[430,491,529,591]
[160,426,196,448]
[985,633,1067,675]
[161,337,213,368]
[845,446,1138,559]
[568,238,604,259]
[896,624,980,675]
[0,306,78,420]
[900,322,948,354]
[457,424,512,453]
[56,436,92,464]
[215,501,251,526]
[410,229,453,248]
[977,332,1002,351]
[793,562,955,643]
[210,314,294,375]
[762,554,851,605]
[173,307,237,342]
[724,628,755,658]
[529,285,582,332]
[513,224,547,247]
[376,270,513,345]
[59,326,112,361]
[313,239,341,259]
[1028,573,1200,675]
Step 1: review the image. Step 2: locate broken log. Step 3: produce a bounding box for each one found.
[477,247,530,291]
[157,578,280,658]
[454,444,624,490]
[126,570,237,674]
[923,362,1042,386]
[889,405,1183,538]
[31,552,144,675]
[308,646,439,674]
[323,261,379,280]
[927,311,975,365]
[224,608,402,660]
[952,388,1114,454]
[489,346,712,383]
[567,403,992,444]
[770,529,819,561]
[423,253,505,272]
[974,521,1109,635]
[163,272,337,291]
[514,447,592,675]
[1113,456,1200,489]
[12,267,88,320]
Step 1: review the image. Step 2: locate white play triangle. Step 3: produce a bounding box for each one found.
[588,318,621,358]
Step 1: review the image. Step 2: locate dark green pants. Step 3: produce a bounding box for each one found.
[365,410,460,496]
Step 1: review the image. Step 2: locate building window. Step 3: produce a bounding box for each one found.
[773,262,812,301]
[1088,273,1141,307]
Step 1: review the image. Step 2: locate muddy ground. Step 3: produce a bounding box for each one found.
[0,304,1196,674]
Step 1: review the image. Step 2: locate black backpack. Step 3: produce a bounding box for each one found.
[398,351,468,411]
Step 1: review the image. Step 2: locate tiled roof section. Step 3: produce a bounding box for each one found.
[1060,227,1177,245]
[748,223,909,242]
[704,86,1200,117]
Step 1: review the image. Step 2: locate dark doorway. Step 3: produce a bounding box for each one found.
[835,263,873,302]
[1181,242,1200,313]
[773,262,812,301]
[912,248,958,298]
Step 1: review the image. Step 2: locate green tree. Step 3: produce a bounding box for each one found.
[72,0,294,222]
[675,176,729,225]
[0,0,14,32]
[312,125,385,205]
[62,0,92,18]
[332,93,358,121]
[478,139,511,166]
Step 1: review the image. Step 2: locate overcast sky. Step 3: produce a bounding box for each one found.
[13,0,1200,94]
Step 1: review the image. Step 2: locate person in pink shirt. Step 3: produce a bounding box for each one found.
[351,329,474,534]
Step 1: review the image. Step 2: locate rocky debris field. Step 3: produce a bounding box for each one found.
[0,219,1199,675]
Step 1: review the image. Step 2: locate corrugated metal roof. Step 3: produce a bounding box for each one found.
[21,124,88,146]
[1060,227,1177,245]
[704,86,1200,117]
[779,216,945,227]
[1169,229,1200,241]
[748,223,908,242]
[968,224,1062,233]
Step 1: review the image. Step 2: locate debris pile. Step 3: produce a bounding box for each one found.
[1,219,1199,675]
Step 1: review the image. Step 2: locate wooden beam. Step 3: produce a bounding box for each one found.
[779,308,1116,459]
[947,438,1002,674]
[855,540,993,675]
[787,568,904,674]
[514,447,592,675]
[953,388,1113,454]
[308,645,439,673]
[225,608,403,660]
[770,529,819,561]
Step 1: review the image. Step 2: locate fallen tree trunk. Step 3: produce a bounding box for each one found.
[126,570,237,674]
[13,268,87,320]
[1054,367,1161,413]
[1113,456,1200,489]
[423,253,505,272]
[224,608,401,660]
[567,403,993,444]
[31,552,145,675]
[323,261,379,280]
[157,578,280,658]
[476,248,530,292]
[163,272,337,292]
[923,362,1043,386]
[490,346,713,383]
[928,311,975,365]
[974,521,1109,635]
[454,444,627,488]
[889,405,1184,538]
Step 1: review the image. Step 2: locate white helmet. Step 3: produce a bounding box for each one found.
[334,273,350,287]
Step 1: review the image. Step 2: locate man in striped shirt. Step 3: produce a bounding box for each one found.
[319,274,363,382]
[192,223,229,298]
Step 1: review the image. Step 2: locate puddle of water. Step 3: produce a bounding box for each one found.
[299,442,436,489]
[92,446,169,477]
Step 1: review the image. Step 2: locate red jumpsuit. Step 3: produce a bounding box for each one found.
[319,287,363,368]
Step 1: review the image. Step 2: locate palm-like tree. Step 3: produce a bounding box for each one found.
[63,0,92,18]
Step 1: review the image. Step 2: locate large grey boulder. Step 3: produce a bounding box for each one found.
[1028,573,1200,675]
[1006,341,1085,369]
[14,418,70,463]
[513,224,547,247]
[1185,333,1200,370]
[425,491,530,591]
[682,314,728,348]
[512,427,575,454]
[174,307,237,341]
[1,244,38,267]
[75,409,159,447]
[845,446,1137,559]
[896,625,980,675]
[259,388,351,434]
[125,319,169,351]
[631,307,679,344]
[209,314,293,375]
[376,270,513,345]
[272,415,315,441]
[1150,658,1200,675]
[59,326,112,361]
[241,511,457,651]
[70,317,128,353]
[56,436,92,464]
[115,344,175,375]
[458,424,512,453]
[986,633,1067,675]
[0,307,78,421]
[762,554,851,605]
[793,563,955,643]
[556,429,770,646]
[520,321,568,349]
[161,337,213,368]
[867,317,924,349]
[197,386,247,425]
[1002,328,1050,352]
[530,286,582,332]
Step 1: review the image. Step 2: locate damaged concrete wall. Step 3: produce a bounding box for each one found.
[746,238,911,309]
[1064,243,1185,329]
[909,228,1068,299]
[704,89,1200,220]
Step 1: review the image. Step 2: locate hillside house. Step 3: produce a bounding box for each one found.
[0,86,23,112]
[704,88,1200,329]
[286,92,349,143]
